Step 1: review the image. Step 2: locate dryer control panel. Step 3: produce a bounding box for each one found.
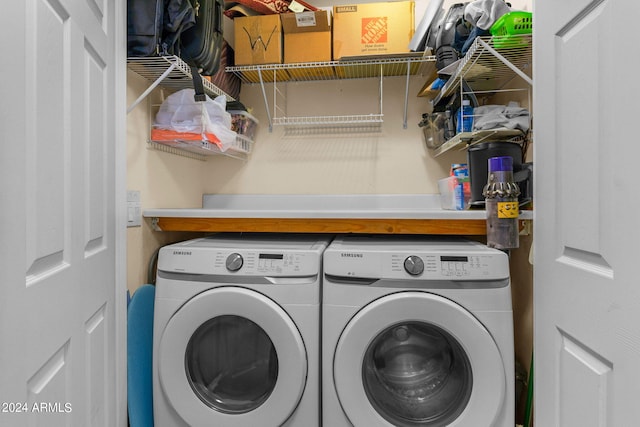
[392,253,504,279]
[217,251,312,275]
[159,248,321,276]
[157,235,330,277]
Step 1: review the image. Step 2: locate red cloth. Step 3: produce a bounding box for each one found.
[224,0,317,18]
[151,129,222,149]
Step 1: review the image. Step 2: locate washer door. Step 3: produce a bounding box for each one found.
[158,287,307,427]
[334,292,506,427]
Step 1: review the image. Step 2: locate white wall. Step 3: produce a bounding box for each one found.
[200,78,466,194]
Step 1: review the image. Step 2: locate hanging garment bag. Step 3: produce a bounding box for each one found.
[128,0,196,56]
[128,0,164,56]
[180,0,225,75]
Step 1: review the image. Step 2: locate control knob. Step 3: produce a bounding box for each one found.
[404,255,424,276]
[226,253,244,272]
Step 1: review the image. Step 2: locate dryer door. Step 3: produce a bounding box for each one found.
[333,291,506,427]
[158,286,307,427]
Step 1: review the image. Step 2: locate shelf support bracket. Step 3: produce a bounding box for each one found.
[477,38,533,86]
[257,67,273,132]
[379,64,384,122]
[403,60,411,129]
[127,62,178,114]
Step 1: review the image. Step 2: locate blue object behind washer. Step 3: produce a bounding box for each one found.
[127,284,155,427]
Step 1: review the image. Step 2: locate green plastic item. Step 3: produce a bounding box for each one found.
[490,11,533,49]
[490,11,533,37]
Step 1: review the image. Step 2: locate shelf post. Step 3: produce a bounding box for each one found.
[379,64,384,121]
[127,62,177,114]
[257,67,273,132]
[403,60,411,129]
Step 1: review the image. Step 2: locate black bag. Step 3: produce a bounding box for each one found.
[127,0,196,57]
[180,0,225,76]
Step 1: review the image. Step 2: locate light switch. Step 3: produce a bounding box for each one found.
[127,190,141,227]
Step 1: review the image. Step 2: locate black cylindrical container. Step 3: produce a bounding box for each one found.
[467,141,523,207]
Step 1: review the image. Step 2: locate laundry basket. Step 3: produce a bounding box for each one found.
[490,12,532,48]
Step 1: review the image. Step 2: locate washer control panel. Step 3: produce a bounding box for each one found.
[391,253,501,279]
[323,237,510,281]
[326,251,508,281]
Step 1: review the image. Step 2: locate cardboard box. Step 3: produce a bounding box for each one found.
[333,1,415,59]
[281,10,332,63]
[234,14,283,65]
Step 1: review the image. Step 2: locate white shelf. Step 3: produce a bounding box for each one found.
[148,135,253,161]
[432,129,525,157]
[226,55,436,82]
[226,55,437,130]
[128,56,257,161]
[127,55,236,116]
[430,34,533,157]
[432,34,532,106]
[273,114,384,126]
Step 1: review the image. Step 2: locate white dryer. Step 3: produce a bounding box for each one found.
[153,234,331,427]
[322,236,514,427]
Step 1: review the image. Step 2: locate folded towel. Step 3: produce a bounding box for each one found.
[473,102,530,132]
[464,0,511,30]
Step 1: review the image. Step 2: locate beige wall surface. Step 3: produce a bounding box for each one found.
[126,68,470,292]
[127,72,210,293]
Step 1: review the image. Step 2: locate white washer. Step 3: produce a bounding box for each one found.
[153,234,331,427]
[322,236,514,427]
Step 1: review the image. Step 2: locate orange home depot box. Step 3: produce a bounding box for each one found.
[333,1,415,59]
[234,14,283,65]
[281,10,332,63]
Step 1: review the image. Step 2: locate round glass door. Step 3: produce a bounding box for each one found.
[333,292,506,427]
[158,287,307,427]
[362,322,472,426]
[186,315,279,414]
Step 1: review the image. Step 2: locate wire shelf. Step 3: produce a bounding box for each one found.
[272,114,384,126]
[432,34,532,105]
[148,134,253,161]
[432,129,525,157]
[225,54,436,130]
[127,56,235,100]
[226,54,437,84]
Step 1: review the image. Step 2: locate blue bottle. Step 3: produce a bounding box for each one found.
[456,99,474,133]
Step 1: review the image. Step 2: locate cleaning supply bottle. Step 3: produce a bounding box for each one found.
[451,163,471,210]
[456,99,474,133]
[483,156,520,249]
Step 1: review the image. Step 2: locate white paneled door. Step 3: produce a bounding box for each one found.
[535,0,640,425]
[0,1,126,426]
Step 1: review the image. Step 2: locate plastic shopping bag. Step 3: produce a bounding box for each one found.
[154,89,237,151]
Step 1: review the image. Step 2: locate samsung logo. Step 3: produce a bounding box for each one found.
[173,250,192,256]
[341,253,363,258]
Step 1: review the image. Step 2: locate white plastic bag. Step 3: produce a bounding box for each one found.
[155,89,237,152]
